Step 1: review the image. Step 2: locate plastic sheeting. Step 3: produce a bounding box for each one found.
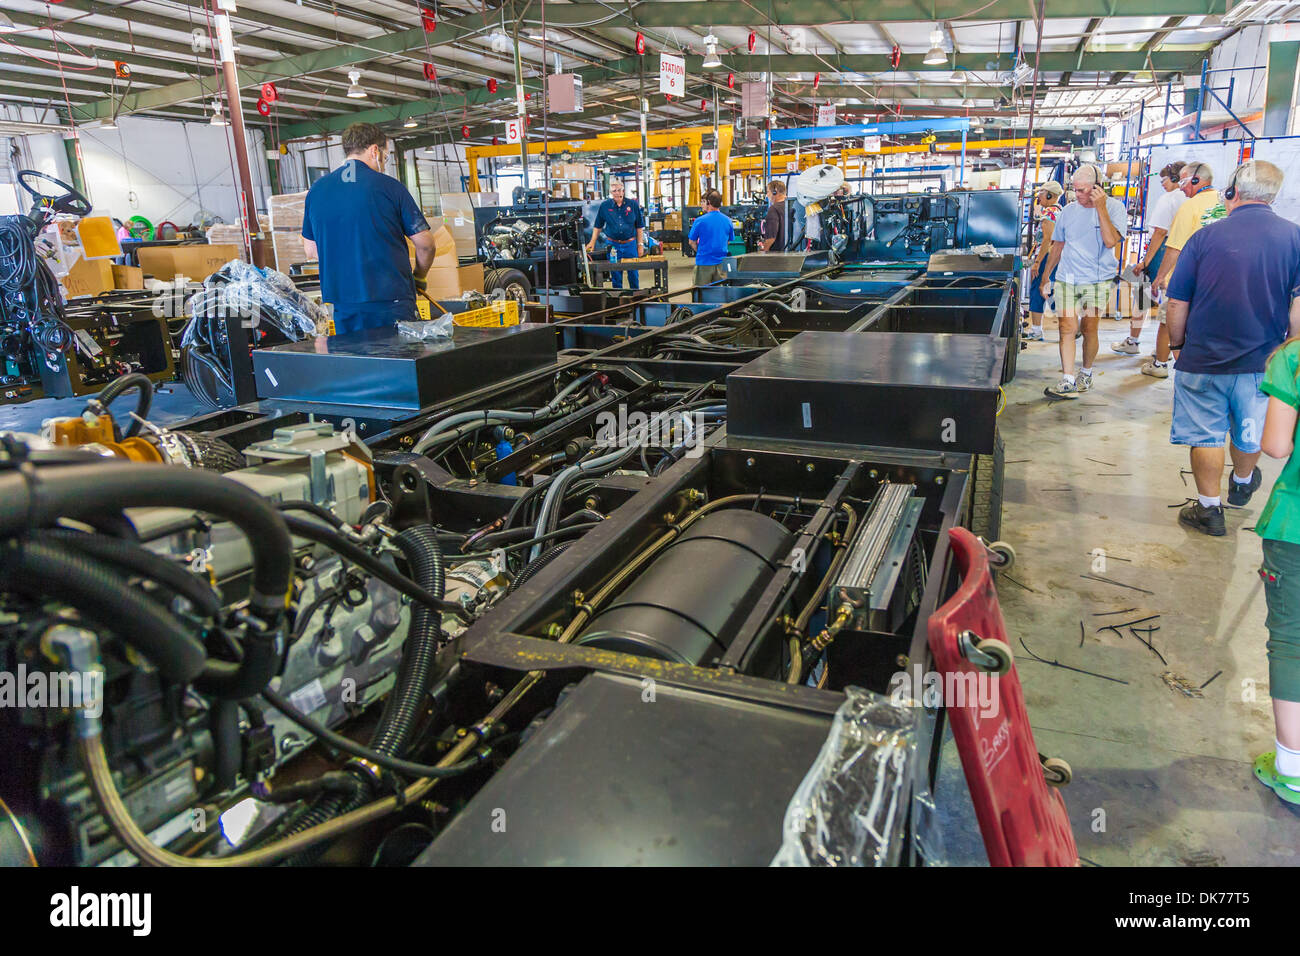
[773,687,946,867]
[183,259,324,343]
[396,316,455,341]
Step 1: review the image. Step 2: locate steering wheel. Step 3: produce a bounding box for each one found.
[17,169,93,218]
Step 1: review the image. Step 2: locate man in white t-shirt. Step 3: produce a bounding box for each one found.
[1111,160,1187,374]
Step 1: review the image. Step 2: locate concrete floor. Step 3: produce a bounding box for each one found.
[997,313,1300,866]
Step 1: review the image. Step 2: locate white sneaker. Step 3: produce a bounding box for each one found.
[1077,369,1094,392]
[1045,378,1081,399]
[1023,328,1045,342]
[1110,338,1140,354]
[1141,359,1170,378]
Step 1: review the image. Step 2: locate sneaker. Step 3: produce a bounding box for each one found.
[1076,369,1094,392]
[1227,466,1263,507]
[1023,327,1045,342]
[1044,378,1081,399]
[1179,501,1226,536]
[1140,359,1169,378]
[1110,338,1140,354]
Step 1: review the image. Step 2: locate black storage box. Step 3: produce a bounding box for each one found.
[726,330,1003,453]
[252,323,557,410]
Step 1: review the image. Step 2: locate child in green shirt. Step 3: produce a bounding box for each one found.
[1255,336,1300,804]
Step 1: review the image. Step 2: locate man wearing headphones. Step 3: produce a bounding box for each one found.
[1165,160,1300,535]
[1150,160,1222,312]
[1037,163,1128,398]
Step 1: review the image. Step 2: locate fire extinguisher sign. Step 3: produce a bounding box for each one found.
[505,118,523,144]
[658,53,685,97]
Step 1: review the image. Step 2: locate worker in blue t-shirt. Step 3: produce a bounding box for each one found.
[301,123,437,335]
[688,190,734,286]
[586,180,646,289]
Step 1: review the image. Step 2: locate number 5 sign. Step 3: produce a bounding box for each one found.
[505,118,523,144]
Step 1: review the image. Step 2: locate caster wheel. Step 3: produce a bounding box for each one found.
[987,540,1015,571]
[974,638,1013,676]
[1042,756,1072,787]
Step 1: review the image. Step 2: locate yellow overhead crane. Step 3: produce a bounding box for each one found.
[466,125,734,205]
[652,137,1045,196]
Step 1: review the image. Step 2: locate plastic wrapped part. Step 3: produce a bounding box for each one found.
[183,259,323,344]
[396,316,454,341]
[773,687,946,867]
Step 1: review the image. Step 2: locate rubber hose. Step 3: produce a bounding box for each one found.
[370,525,444,757]
[92,372,153,437]
[0,538,208,682]
[507,542,571,595]
[194,628,282,700]
[38,529,221,617]
[0,463,292,623]
[209,699,242,791]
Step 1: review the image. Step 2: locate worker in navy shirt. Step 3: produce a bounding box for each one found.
[1166,160,1300,536]
[301,123,436,335]
[688,189,734,286]
[586,180,645,289]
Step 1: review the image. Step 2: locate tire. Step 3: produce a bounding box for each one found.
[486,267,531,306]
[967,429,1004,542]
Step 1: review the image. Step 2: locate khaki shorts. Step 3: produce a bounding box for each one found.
[1057,280,1112,317]
[693,263,728,286]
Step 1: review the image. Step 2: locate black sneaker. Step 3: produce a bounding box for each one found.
[1179,501,1226,536]
[1227,467,1262,507]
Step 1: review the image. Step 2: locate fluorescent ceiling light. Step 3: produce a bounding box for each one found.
[346,70,367,98]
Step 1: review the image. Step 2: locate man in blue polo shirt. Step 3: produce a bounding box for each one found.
[586,180,645,289]
[1166,160,1300,535]
[301,122,436,335]
[688,190,734,286]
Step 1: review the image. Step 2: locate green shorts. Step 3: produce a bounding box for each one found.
[1261,538,1300,702]
[1057,280,1112,316]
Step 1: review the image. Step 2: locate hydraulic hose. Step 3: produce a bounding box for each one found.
[371,525,444,757]
[0,462,292,624]
[89,372,153,437]
[0,538,208,682]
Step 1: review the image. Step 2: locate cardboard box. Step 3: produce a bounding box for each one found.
[421,226,484,298]
[137,244,242,282]
[111,265,144,290]
[270,191,309,272]
[440,193,480,245]
[61,256,115,299]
